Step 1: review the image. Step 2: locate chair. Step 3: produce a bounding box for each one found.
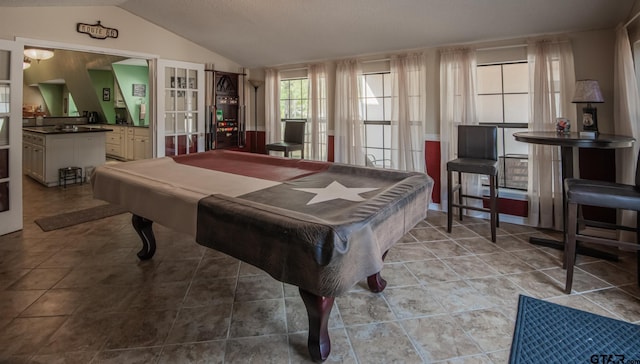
[564,149,640,294]
[447,125,499,242]
[265,120,305,158]
[365,154,392,168]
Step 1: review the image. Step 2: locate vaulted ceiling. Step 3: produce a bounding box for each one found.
[0,0,636,68]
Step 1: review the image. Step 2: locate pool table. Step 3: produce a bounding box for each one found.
[91,150,433,361]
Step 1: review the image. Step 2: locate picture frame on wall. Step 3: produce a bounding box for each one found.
[132,84,146,97]
[103,88,111,101]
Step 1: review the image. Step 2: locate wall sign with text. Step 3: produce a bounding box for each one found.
[76,21,118,40]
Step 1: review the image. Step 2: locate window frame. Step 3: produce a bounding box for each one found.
[476,61,530,191]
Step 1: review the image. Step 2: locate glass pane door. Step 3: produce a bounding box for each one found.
[156,60,204,157]
[0,40,23,235]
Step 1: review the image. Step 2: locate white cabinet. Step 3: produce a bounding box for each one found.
[22,132,45,182]
[125,128,135,160]
[106,125,126,159]
[23,130,106,187]
[133,127,151,160]
[104,125,150,161]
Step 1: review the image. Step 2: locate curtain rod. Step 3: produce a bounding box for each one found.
[362,58,390,64]
[280,66,308,72]
[476,43,527,52]
[625,10,640,28]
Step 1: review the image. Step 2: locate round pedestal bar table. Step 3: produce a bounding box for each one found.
[513,131,635,260]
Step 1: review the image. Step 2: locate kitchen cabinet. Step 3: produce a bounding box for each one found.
[133,127,151,160]
[125,127,135,160]
[23,130,107,187]
[104,125,150,161]
[106,125,126,159]
[23,132,45,181]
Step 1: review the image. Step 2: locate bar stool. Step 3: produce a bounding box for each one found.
[59,167,83,188]
[447,125,500,242]
[564,148,640,293]
[265,120,305,158]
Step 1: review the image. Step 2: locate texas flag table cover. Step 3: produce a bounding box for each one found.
[92,150,433,297]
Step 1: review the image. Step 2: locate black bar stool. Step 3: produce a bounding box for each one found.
[447,125,500,242]
[564,148,640,293]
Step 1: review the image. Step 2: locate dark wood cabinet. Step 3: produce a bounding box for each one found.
[213,72,242,149]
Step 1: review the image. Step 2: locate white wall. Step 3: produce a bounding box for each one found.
[0,6,241,73]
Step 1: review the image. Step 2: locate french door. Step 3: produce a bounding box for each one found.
[156,59,205,157]
[0,40,23,235]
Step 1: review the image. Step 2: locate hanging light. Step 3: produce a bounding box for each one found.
[23,57,31,70]
[23,47,54,61]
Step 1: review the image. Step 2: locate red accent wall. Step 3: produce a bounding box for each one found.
[425,140,441,204]
[328,135,335,162]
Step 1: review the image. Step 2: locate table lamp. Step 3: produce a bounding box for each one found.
[572,79,604,133]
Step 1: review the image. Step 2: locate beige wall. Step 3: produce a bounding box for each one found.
[249,27,619,138]
[0,6,241,73]
[570,29,617,134]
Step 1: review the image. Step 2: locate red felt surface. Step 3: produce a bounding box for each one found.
[171,150,331,182]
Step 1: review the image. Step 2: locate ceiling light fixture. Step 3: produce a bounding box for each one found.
[23,57,31,70]
[23,47,54,61]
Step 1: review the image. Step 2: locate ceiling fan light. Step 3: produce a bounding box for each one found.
[23,57,31,70]
[24,47,54,61]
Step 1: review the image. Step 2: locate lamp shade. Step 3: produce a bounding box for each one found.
[572,79,604,103]
[23,47,54,61]
[248,79,264,88]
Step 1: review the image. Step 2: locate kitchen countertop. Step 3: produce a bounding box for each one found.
[23,125,113,134]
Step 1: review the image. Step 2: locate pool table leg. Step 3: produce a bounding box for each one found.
[367,249,389,293]
[132,214,156,260]
[299,288,335,362]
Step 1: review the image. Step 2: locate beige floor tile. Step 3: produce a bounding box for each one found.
[229,299,287,337]
[402,315,483,362]
[453,308,514,352]
[91,347,162,364]
[289,328,356,363]
[165,304,232,344]
[158,341,225,364]
[383,285,446,319]
[348,322,424,363]
[224,335,290,363]
[0,176,636,362]
[335,291,395,326]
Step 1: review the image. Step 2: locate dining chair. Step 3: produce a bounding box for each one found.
[447,125,500,242]
[265,120,305,158]
[564,148,640,293]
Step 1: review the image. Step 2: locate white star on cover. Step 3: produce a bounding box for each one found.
[294,181,379,205]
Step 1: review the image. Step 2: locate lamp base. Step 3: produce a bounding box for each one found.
[581,106,598,133]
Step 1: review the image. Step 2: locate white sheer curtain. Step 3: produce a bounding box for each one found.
[308,63,328,161]
[264,68,281,144]
[390,53,426,172]
[439,48,479,209]
[334,59,365,165]
[614,24,640,241]
[527,39,576,229]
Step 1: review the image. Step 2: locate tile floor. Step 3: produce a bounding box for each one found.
[0,176,639,363]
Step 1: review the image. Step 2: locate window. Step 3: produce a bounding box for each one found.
[280,78,308,119]
[477,62,530,190]
[279,78,310,156]
[359,72,392,168]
